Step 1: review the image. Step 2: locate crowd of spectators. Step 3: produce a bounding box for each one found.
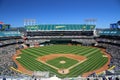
[25,38,96,47]
[27,36,94,40]
[96,36,120,74]
[0,45,20,76]
[106,44,120,73]
[0,37,25,77]
[27,31,94,37]
[0,76,120,80]
[0,39,23,47]
[96,38,120,45]
[72,39,96,46]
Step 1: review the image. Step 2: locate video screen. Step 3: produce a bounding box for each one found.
[0,24,10,31]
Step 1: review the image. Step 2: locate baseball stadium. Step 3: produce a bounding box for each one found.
[0,21,120,80]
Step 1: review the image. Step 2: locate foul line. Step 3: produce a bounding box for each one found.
[68,59,87,70]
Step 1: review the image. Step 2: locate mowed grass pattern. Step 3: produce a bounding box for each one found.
[46,57,78,69]
[16,45,108,78]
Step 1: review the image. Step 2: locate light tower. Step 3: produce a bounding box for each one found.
[85,18,97,25]
[24,19,36,26]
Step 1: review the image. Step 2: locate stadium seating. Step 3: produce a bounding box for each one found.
[26,24,95,31]
[0,31,21,37]
[96,34,120,75]
[0,31,24,77]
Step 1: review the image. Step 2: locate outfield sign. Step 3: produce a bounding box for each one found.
[55,26,65,29]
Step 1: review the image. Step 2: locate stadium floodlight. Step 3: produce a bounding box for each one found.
[24,19,28,26]
[24,19,27,26]
[30,19,33,25]
[27,19,30,25]
[24,19,36,26]
[32,19,36,25]
[91,18,97,25]
[85,18,97,25]
[24,19,30,26]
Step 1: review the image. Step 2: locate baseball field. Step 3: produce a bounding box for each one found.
[16,45,109,78]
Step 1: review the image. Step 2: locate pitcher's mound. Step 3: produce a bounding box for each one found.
[60,60,66,64]
[58,69,69,74]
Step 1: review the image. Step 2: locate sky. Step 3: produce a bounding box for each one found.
[0,0,120,28]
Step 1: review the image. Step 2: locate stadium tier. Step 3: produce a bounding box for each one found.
[0,30,25,79]
[25,24,95,31]
[99,29,120,36]
[96,29,120,75]
[25,24,96,46]
[26,24,95,38]
[0,31,21,37]
[0,31,23,47]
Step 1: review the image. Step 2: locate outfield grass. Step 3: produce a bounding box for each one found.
[16,45,108,78]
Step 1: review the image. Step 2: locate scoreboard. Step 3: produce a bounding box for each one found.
[110,23,118,29]
[0,24,2,30]
[110,20,120,29]
[0,24,10,31]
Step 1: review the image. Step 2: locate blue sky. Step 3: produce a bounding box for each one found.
[0,0,120,28]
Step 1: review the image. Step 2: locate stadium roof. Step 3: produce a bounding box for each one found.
[25,24,95,31]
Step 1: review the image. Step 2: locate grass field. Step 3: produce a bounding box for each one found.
[16,45,108,78]
[46,57,78,69]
